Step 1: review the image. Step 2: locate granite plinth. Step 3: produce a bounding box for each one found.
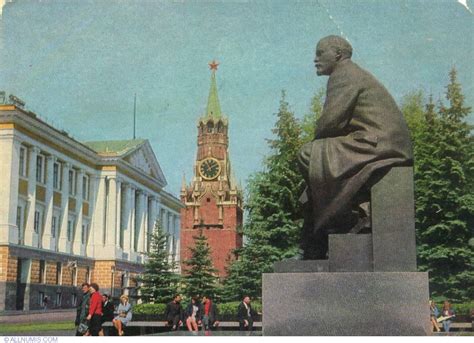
[274,260,328,273]
[328,234,373,272]
[262,272,430,336]
[371,167,417,271]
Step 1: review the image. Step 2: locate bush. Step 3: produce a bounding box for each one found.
[217,301,262,316]
[132,302,263,321]
[452,302,474,316]
[133,303,166,316]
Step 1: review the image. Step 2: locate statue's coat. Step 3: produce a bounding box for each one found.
[301,59,413,233]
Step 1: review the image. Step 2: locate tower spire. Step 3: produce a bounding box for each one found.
[206,60,222,118]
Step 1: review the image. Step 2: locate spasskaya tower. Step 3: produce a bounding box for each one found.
[180,61,243,277]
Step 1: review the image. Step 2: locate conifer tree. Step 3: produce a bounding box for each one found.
[182,231,219,299]
[301,88,325,143]
[137,222,181,304]
[413,68,474,302]
[223,91,315,300]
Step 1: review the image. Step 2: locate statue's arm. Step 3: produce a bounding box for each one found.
[315,77,359,139]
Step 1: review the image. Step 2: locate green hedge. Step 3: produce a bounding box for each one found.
[217,301,262,316]
[134,303,167,315]
[452,302,474,316]
[133,301,262,316]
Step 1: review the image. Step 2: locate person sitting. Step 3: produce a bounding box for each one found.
[185,296,202,332]
[113,295,132,336]
[201,296,219,331]
[441,300,455,333]
[99,294,115,336]
[429,300,441,332]
[164,294,183,331]
[237,296,258,331]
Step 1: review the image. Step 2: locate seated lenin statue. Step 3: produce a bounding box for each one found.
[298,35,413,260]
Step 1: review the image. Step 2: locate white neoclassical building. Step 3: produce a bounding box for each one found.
[0,95,182,311]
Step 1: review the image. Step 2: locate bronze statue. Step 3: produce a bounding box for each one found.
[298,35,413,259]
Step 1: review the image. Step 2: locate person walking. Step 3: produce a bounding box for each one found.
[42,295,49,311]
[86,283,103,336]
[113,295,133,336]
[185,297,202,332]
[164,294,184,331]
[75,283,90,336]
[201,296,219,331]
[237,296,257,331]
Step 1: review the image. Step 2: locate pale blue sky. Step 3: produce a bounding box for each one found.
[1,0,472,196]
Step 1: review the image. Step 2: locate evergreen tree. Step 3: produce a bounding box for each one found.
[182,231,219,299]
[137,222,181,304]
[223,91,311,300]
[301,88,325,143]
[413,68,474,302]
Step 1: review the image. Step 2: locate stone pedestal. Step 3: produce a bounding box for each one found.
[263,272,431,336]
[263,167,429,336]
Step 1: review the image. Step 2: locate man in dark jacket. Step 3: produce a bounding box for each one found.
[75,283,90,336]
[298,35,413,259]
[237,296,257,331]
[201,296,219,330]
[164,294,183,331]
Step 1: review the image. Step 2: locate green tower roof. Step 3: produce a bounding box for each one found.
[205,67,222,119]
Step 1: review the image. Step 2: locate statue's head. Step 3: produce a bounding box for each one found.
[315,35,352,76]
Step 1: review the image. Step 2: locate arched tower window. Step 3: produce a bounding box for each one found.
[207,121,214,133]
[217,121,223,133]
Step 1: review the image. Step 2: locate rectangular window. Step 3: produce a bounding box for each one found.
[82,175,89,200]
[68,169,76,195]
[34,211,40,233]
[51,216,57,238]
[67,220,74,242]
[56,262,62,285]
[85,267,90,283]
[16,206,22,230]
[72,268,77,287]
[81,224,86,244]
[53,162,61,190]
[39,292,45,306]
[39,260,45,284]
[19,146,27,177]
[36,155,44,183]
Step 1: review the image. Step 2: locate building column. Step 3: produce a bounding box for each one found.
[0,134,21,244]
[86,175,99,257]
[136,191,146,254]
[58,162,71,252]
[147,196,157,252]
[73,169,84,255]
[24,146,40,247]
[115,179,122,247]
[42,155,55,250]
[121,183,132,258]
[90,176,107,257]
[130,187,136,254]
[104,176,117,257]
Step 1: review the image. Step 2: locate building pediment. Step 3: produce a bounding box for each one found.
[122,141,167,185]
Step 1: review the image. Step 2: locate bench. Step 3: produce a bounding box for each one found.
[102,321,262,335]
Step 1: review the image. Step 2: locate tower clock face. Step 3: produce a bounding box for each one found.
[199,158,221,180]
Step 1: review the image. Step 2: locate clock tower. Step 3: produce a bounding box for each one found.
[180,61,243,278]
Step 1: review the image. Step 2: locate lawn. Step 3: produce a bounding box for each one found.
[0,321,75,334]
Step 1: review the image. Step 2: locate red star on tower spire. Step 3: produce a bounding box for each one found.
[208,60,219,71]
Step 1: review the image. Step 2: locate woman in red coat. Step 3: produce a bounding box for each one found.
[86,283,103,336]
